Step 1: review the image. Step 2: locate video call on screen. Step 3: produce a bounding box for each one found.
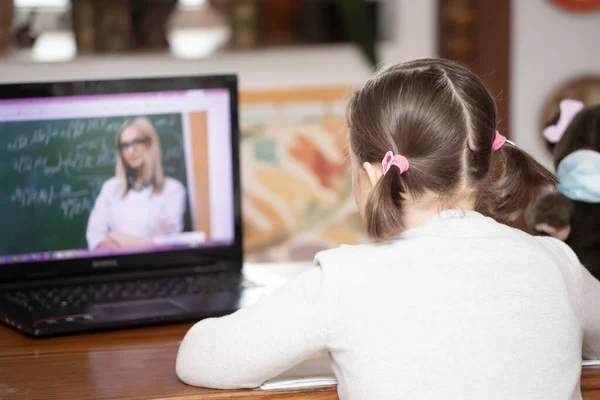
[0,89,235,265]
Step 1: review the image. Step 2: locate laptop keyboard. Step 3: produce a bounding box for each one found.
[1,271,246,312]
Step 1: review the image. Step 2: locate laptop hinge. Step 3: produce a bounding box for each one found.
[0,260,237,292]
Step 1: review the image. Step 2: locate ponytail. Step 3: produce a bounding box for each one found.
[364,167,406,240]
[483,144,557,221]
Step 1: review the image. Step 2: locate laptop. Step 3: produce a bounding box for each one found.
[0,74,259,338]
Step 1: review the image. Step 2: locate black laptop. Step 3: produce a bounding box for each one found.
[0,74,258,338]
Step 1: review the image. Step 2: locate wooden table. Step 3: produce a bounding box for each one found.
[2,323,600,400]
[0,322,338,400]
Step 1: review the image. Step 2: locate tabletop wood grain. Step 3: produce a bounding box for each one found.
[0,323,337,400]
[1,322,599,400]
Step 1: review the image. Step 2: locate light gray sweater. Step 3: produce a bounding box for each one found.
[176,210,600,400]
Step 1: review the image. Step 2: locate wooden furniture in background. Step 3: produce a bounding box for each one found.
[71,0,133,53]
[1,321,599,399]
[0,0,13,55]
[438,0,511,136]
[218,0,382,50]
[70,0,178,53]
[260,0,304,46]
[438,0,525,231]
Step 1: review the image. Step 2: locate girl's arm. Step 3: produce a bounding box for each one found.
[175,266,333,389]
[582,267,600,359]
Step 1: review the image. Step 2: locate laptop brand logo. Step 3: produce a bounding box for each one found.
[92,259,118,268]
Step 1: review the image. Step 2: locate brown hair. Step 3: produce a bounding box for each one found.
[115,117,165,196]
[348,58,557,240]
[550,103,600,168]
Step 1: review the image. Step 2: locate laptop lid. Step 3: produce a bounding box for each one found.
[0,75,242,283]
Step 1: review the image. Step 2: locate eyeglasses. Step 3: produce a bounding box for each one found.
[118,137,150,152]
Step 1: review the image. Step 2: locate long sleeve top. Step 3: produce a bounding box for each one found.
[176,210,600,400]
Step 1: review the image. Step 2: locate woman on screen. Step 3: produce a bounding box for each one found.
[86,117,187,250]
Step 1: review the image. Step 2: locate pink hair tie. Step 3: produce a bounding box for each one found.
[382,151,409,175]
[492,130,507,150]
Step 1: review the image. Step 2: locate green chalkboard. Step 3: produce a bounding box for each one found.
[0,113,191,256]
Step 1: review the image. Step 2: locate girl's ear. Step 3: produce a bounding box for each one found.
[362,162,384,187]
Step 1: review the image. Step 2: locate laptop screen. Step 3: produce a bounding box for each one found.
[0,87,236,266]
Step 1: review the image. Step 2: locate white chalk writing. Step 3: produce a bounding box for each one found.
[163,146,183,160]
[60,197,94,219]
[12,156,49,174]
[6,135,28,151]
[154,117,177,128]
[11,151,115,176]
[29,120,86,146]
[10,184,95,219]
[6,116,178,151]
[42,153,96,177]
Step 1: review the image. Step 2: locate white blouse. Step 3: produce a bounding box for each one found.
[86,177,186,249]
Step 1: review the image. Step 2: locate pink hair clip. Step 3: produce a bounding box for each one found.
[492,130,507,150]
[382,151,409,175]
[492,130,515,150]
[543,99,584,144]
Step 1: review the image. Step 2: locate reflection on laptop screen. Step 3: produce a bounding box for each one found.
[0,89,235,264]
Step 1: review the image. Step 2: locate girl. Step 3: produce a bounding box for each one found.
[176,58,600,399]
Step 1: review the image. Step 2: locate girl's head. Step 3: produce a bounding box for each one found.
[348,58,556,240]
[115,117,165,194]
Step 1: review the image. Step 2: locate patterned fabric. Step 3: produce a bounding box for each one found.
[240,94,368,262]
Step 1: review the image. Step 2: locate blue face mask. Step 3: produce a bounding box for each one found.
[557,149,600,203]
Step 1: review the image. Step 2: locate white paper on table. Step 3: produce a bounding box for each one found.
[259,355,600,389]
[258,353,337,390]
[582,359,600,366]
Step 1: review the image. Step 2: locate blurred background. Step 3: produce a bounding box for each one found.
[0,0,599,262]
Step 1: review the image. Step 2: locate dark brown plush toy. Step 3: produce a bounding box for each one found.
[526,100,600,280]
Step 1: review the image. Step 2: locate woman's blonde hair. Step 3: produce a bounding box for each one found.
[115,117,165,196]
